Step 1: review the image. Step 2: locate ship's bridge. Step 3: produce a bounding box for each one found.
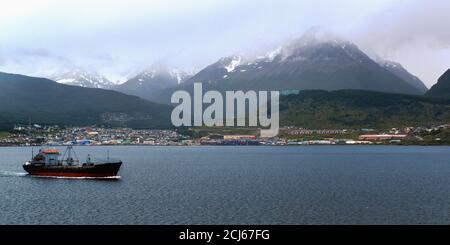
[38,149,61,165]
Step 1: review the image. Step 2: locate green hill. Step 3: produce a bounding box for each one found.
[0,72,172,130]
[280,90,450,129]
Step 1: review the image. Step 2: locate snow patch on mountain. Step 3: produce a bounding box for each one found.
[134,67,192,85]
[52,70,115,89]
[265,47,282,62]
[56,78,76,84]
[224,56,242,72]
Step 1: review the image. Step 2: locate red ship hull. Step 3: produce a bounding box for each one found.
[23,162,122,178]
[29,172,119,178]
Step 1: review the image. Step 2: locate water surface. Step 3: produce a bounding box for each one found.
[0,145,449,224]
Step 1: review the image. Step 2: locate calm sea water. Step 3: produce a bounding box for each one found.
[0,145,449,225]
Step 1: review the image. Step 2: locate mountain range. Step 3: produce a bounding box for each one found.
[113,67,193,101]
[0,72,172,130]
[2,30,450,131]
[49,33,428,105]
[146,34,428,104]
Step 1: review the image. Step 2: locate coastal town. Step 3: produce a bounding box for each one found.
[1,123,449,147]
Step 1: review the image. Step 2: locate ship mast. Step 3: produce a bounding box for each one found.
[29,117,33,159]
[28,116,32,146]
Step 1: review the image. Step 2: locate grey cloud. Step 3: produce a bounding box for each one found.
[15,48,52,57]
[355,0,450,53]
[8,48,71,65]
[0,0,448,86]
[0,53,5,66]
[348,0,450,86]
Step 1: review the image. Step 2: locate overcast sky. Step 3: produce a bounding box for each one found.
[0,0,449,86]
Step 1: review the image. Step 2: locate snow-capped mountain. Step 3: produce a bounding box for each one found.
[178,30,426,97]
[115,66,193,101]
[132,67,192,86]
[179,55,244,87]
[51,29,427,105]
[51,69,115,89]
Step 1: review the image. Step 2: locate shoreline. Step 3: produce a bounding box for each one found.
[1,144,449,148]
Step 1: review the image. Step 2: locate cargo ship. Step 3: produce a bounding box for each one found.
[23,146,122,178]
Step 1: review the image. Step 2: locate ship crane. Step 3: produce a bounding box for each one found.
[61,145,79,166]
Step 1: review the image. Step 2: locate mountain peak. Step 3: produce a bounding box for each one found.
[135,66,192,85]
[260,30,361,64]
[177,31,425,98]
[216,56,243,72]
[51,69,114,89]
[294,27,347,47]
[114,66,193,101]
